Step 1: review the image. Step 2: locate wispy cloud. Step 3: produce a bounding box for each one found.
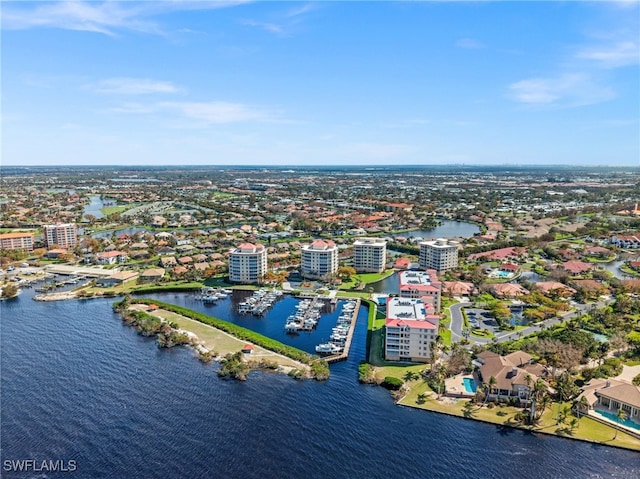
[239,19,285,36]
[240,1,319,37]
[456,38,485,49]
[90,78,182,95]
[576,41,639,68]
[1,1,249,36]
[162,101,272,124]
[508,73,615,108]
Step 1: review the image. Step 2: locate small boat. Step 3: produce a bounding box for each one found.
[315,343,341,354]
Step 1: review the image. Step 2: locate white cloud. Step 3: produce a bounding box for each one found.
[1,1,249,36]
[160,101,272,124]
[91,78,182,95]
[576,41,639,68]
[456,38,485,49]
[508,73,615,107]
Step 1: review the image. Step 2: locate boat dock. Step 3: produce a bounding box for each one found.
[285,296,324,333]
[320,298,360,364]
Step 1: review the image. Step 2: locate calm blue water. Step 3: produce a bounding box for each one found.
[395,220,480,239]
[83,195,106,220]
[2,290,638,479]
[141,291,361,355]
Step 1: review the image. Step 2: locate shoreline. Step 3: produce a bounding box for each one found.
[395,388,640,452]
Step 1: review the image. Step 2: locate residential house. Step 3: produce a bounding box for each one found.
[96,271,139,287]
[139,268,165,283]
[95,251,128,265]
[474,351,548,404]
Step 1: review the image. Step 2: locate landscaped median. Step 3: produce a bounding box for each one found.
[114,297,329,380]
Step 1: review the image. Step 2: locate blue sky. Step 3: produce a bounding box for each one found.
[2,0,639,166]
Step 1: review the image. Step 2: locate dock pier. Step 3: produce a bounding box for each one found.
[325,298,360,364]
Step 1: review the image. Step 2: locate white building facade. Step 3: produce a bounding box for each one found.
[229,243,267,284]
[384,297,439,363]
[301,239,339,280]
[419,238,459,271]
[353,238,387,273]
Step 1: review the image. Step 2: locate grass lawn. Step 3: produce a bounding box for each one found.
[440,328,452,347]
[149,309,304,369]
[397,389,640,451]
[375,363,426,382]
[100,205,133,216]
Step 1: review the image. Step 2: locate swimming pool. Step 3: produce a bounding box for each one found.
[595,409,640,431]
[463,377,477,393]
[496,271,510,278]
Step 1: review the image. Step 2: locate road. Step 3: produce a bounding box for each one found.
[449,297,614,345]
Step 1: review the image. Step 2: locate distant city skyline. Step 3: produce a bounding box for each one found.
[2,1,639,166]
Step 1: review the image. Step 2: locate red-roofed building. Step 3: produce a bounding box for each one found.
[95,250,128,265]
[467,247,527,262]
[394,257,411,270]
[398,270,442,312]
[301,239,338,280]
[500,263,519,273]
[561,260,593,275]
[385,297,439,363]
[0,232,34,251]
[229,242,267,284]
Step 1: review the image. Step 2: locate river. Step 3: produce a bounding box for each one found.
[2,290,638,479]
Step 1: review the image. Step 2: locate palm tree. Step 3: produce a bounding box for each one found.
[576,395,590,419]
[614,408,628,439]
[483,375,497,406]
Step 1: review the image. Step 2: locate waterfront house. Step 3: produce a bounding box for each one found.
[577,379,640,428]
[97,271,139,287]
[139,268,165,283]
[474,351,548,404]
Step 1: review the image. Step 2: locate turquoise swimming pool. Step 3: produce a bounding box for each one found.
[463,377,477,393]
[595,409,640,431]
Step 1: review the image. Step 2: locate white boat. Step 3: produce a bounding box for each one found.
[315,343,341,354]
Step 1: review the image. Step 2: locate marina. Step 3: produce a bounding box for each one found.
[234,288,284,315]
[195,287,233,304]
[284,296,325,333]
[315,298,360,363]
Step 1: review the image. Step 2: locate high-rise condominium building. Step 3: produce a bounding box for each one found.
[301,239,338,280]
[419,238,459,271]
[229,243,267,284]
[384,297,439,363]
[353,238,387,273]
[43,223,78,249]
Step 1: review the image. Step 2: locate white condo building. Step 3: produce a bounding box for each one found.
[353,238,387,273]
[384,297,439,363]
[43,223,78,249]
[229,243,267,284]
[419,238,459,271]
[301,239,339,280]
